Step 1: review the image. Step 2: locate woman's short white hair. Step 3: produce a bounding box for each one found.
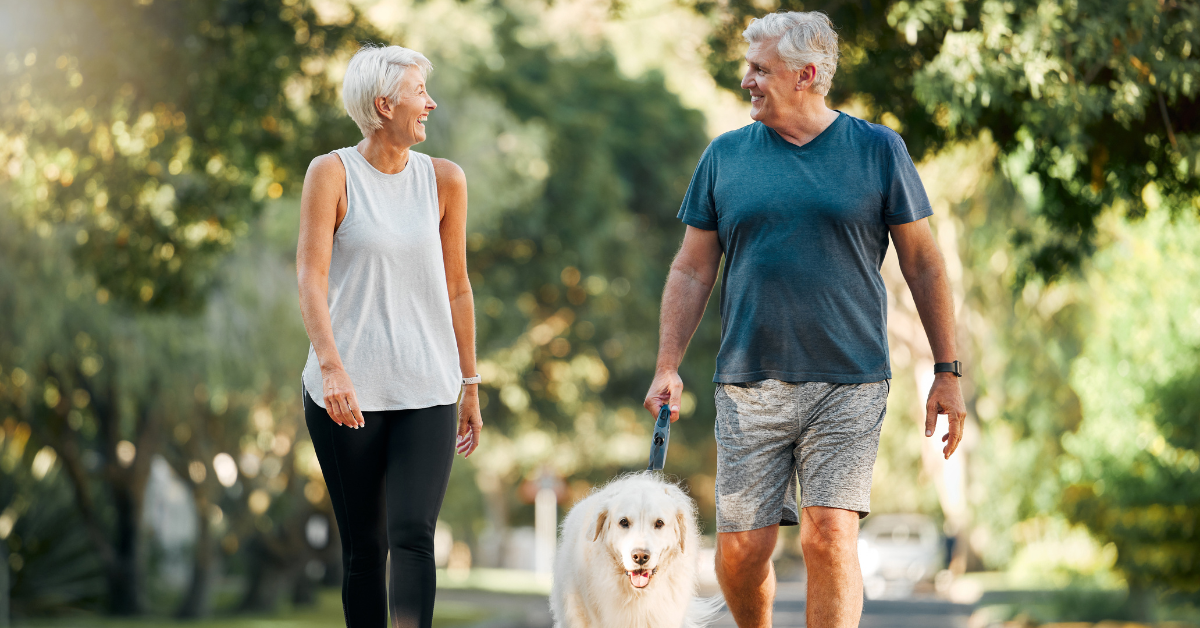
[342,44,433,137]
[743,12,839,96]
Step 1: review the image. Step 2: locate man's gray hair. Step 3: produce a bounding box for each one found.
[342,45,433,137]
[743,12,839,96]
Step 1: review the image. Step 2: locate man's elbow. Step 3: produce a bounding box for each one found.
[670,260,717,290]
[901,266,949,305]
[901,250,946,282]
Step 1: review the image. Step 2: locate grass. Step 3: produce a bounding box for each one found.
[16,587,495,628]
[435,568,553,596]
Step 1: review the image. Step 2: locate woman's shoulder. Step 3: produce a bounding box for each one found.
[307,150,348,181]
[428,156,466,189]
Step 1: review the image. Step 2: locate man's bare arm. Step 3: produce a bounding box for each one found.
[644,226,723,422]
[889,218,967,458]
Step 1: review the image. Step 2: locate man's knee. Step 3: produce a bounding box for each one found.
[800,507,859,561]
[717,526,777,577]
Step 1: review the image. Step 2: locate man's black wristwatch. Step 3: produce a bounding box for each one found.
[934,361,962,377]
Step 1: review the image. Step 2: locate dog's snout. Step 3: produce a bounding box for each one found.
[631,548,650,566]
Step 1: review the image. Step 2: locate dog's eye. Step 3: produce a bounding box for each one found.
[619,518,630,528]
[655,519,665,529]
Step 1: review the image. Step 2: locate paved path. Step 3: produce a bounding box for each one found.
[708,582,973,628]
[713,598,975,627]
[441,581,975,628]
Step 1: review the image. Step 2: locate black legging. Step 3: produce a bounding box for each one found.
[304,393,457,628]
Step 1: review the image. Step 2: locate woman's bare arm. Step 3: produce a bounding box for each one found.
[433,157,481,456]
[296,153,364,428]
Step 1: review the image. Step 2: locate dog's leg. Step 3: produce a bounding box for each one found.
[562,590,592,628]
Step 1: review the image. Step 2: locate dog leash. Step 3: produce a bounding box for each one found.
[646,403,671,471]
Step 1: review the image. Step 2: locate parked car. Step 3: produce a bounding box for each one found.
[857,513,943,599]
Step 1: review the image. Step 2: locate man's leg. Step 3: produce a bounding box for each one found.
[715,524,778,628]
[800,506,862,628]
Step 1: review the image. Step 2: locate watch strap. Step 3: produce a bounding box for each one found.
[462,375,482,385]
[933,361,962,377]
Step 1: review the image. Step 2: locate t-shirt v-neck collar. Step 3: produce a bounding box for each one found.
[762,110,844,152]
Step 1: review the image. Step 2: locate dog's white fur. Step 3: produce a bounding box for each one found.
[551,472,723,628]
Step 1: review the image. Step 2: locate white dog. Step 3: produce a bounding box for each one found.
[551,472,723,628]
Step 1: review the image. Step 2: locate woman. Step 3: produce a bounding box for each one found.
[296,44,482,628]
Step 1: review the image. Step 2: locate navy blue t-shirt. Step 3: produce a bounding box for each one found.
[677,113,932,384]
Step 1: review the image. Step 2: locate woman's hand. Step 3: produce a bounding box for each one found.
[323,367,365,428]
[456,385,483,457]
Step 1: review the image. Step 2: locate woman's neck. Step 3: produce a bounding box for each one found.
[357,133,412,174]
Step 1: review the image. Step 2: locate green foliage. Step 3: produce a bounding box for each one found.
[0,0,375,311]
[2,0,720,613]
[699,0,1200,282]
[420,13,718,530]
[0,0,386,614]
[0,418,105,614]
[1059,210,1200,592]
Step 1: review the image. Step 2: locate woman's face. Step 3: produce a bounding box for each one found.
[380,65,436,145]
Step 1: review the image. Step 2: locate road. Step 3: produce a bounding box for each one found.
[709,581,974,628]
[440,581,975,627]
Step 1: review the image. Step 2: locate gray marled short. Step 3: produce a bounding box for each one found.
[714,379,890,532]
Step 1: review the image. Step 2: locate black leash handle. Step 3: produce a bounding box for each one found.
[646,403,671,471]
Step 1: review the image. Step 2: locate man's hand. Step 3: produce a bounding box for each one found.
[644,368,684,423]
[457,386,483,457]
[926,373,966,459]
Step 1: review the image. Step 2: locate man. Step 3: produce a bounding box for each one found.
[643,11,967,628]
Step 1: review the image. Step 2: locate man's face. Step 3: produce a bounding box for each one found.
[740,39,805,125]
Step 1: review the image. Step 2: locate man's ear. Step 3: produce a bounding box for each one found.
[592,509,608,542]
[374,95,394,121]
[795,64,817,92]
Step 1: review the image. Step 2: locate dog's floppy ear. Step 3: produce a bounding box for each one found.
[592,509,608,542]
[676,511,688,553]
[664,484,694,554]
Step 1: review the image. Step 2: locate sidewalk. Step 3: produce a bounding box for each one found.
[438,580,976,628]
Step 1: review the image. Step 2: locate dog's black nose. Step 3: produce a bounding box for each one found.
[631,549,650,566]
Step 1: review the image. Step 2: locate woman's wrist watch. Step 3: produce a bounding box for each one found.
[462,375,481,385]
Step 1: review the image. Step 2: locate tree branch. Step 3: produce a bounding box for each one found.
[1157,90,1178,149]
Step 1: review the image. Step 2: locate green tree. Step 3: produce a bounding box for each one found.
[700,0,1200,282]
[419,14,717,540]
[0,0,376,614]
[1060,210,1200,608]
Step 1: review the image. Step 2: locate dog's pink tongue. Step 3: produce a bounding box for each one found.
[630,569,651,588]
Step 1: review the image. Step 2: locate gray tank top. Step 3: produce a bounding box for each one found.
[302,147,461,410]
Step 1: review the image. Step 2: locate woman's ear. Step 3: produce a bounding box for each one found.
[592,509,608,542]
[374,95,394,121]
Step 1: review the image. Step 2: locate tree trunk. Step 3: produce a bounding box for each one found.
[1127,583,1155,622]
[238,536,292,613]
[475,470,511,568]
[175,495,214,618]
[106,481,143,615]
[101,399,158,615]
[0,540,10,628]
